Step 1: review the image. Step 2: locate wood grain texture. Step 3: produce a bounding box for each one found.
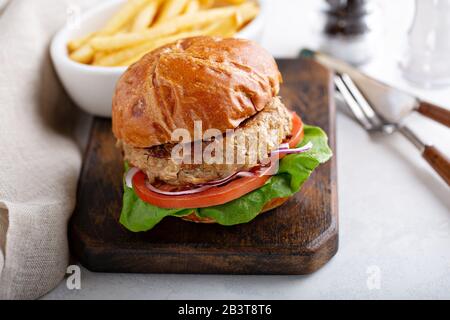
[417,101,450,128]
[70,58,338,274]
[422,146,450,187]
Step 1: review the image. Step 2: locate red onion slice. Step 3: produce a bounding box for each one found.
[271,141,313,155]
[125,166,257,196]
[199,171,255,186]
[145,170,259,196]
[145,181,213,196]
[145,170,257,196]
[124,167,140,188]
[278,143,290,150]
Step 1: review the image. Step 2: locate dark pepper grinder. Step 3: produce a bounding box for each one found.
[320,0,378,65]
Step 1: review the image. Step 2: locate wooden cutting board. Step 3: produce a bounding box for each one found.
[70,58,338,274]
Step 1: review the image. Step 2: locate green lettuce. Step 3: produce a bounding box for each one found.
[119,125,332,232]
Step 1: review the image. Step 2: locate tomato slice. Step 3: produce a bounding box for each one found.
[132,112,304,209]
[133,170,271,209]
[289,112,304,148]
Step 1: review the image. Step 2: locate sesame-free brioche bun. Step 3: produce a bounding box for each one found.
[112,36,282,148]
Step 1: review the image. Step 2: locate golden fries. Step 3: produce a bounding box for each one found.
[68,0,151,63]
[204,16,238,37]
[119,30,206,66]
[203,0,257,37]
[68,0,259,66]
[155,0,190,24]
[234,1,259,26]
[95,30,205,67]
[224,0,246,4]
[67,32,95,53]
[92,51,109,65]
[94,42,156,66]
[183,0,200,15]
[198,0,215,8]
[102,0,152,34]
[91,2,258,51]
[69,44,95,64]
[131,0,161,31]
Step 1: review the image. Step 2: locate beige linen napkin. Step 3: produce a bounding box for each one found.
[0,0,101,299]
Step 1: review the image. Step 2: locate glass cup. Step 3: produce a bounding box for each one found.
[401,0,450,88]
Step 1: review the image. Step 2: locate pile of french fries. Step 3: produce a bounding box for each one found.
[68,0,259,67]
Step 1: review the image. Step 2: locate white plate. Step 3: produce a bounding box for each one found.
[50,0,267,117]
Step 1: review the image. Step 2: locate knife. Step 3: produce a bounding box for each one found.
[300,49,450,128]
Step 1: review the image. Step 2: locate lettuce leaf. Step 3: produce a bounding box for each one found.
[119,125,332,232]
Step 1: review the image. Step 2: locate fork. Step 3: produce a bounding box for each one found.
[335,73,450,187]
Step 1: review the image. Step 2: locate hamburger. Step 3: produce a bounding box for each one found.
[112,36,332,232]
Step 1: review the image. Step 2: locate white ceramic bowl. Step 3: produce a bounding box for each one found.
[50,0,267,117]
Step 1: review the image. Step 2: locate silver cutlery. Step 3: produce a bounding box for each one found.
[335,72,450,187]
[301,49,450,128]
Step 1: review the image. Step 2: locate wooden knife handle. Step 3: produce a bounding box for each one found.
[417,101,450,128]
[422,146,450,186]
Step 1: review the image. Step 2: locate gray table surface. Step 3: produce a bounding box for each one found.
[44,0,450,300]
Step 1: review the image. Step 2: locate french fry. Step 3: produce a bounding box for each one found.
[183,0,200,15]
[91,2,258,51]
[131,0,160,31]
[92,51,109,65]
[69,44,95,64]
[96,29,205,67]
[155,0,190,24]
[198,0,215,8]
[68,0,151,63]
[91,33,149,52]
[118,22,133,33]
[101,0,152,34]
[119,30,205,66]
[203,15,238,37]
[224,0,246,4]
[234,1,259,29]
[67,32,95,53]
[203,1,258,37]
[68,0,259,65]
[94,42,157,66]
